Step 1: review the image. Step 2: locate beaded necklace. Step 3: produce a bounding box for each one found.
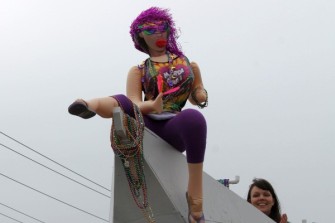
[147,51,177,89]
[111,103,155,223]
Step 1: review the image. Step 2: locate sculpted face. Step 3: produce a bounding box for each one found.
[138,21,169,55]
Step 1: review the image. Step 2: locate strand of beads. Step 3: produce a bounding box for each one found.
[147,51,177,88]
[111,103,155,223]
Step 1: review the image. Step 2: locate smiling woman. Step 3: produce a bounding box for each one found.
[247,178,288,223]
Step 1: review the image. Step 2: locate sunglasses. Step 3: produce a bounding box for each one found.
[139,22,169,35]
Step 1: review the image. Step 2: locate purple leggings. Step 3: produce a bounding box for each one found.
[112,94,207,163]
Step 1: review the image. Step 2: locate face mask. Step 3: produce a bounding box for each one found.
[138,21,169,35]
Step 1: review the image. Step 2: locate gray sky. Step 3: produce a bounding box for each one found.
[1,0,334,222]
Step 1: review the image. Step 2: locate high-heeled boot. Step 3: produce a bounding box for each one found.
[186,192,205,223]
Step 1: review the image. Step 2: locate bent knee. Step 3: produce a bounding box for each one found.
[178,109,207,130]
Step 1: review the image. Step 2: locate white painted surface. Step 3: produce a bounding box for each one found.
[112,128,275,223]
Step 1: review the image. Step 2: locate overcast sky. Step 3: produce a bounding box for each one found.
[1,0,334,223]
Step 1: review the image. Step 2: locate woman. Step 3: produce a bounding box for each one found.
[68,7,207,223]
[247,178,288,223]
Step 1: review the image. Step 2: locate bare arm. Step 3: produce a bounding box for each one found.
[188,61,208,106]
[126,66,163,114]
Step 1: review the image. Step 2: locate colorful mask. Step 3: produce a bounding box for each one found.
[138,21,169,35]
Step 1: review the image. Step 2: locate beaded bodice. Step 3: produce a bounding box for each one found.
[139,53,194,112]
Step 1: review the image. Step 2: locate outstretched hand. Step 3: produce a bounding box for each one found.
[280,213,288,223]
[152,93,164,114]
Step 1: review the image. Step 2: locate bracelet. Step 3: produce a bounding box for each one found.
[191,87,208,109]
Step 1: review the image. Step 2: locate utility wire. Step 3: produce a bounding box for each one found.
[0,172,109,222]
[0,202,47,223]
[0,131,110,192]
[0,212,25,223]
[0,143,110,198]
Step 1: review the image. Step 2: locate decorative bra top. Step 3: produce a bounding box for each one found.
[139,52,194,112]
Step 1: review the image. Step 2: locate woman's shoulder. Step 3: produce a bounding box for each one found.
[128,65,142,75]
[189,61,199,68]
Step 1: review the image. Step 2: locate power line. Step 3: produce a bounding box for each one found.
[0,202,47,223]
[0,212,25,223]
[0,143,110,198]
[0,131,110,192]
[0,172,109,222]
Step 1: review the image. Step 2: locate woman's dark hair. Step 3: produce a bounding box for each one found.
[247,178,282,223]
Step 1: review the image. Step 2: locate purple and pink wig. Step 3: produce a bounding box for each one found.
[130,7,183,56]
